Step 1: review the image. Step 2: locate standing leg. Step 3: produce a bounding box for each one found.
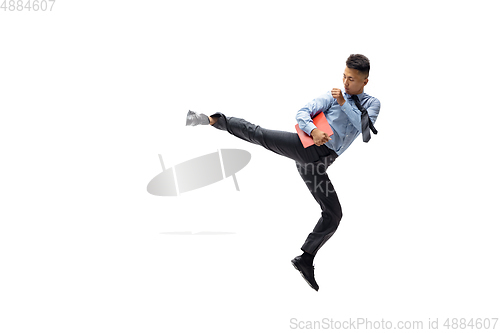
[290,152,341,291]
[295,154,342,256]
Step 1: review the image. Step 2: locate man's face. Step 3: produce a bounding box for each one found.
[343,67,368,95]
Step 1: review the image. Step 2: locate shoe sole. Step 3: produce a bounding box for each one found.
[186,110,209,126]
[291,260,317,291]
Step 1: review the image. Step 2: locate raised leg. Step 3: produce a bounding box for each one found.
[209,112,333,165]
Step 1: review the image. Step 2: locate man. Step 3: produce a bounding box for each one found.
[186,54,381,291]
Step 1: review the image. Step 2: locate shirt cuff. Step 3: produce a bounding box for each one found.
[303,122,317,136]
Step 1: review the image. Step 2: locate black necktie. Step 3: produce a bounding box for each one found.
[351,95,377,143]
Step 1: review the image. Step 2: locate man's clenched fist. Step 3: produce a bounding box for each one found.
[331,88,345,106]
[311,128,331,146]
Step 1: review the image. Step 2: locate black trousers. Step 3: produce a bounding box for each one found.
[211,113,342,256]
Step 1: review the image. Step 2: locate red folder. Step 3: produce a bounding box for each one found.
[295,112,333,148]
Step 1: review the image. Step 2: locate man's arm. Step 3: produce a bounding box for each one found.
[331,89,381,132]
[296,91,334,146]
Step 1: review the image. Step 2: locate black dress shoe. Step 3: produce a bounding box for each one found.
[291,256,319,291]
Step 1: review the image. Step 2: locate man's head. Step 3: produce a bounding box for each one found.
[343,54,370,95]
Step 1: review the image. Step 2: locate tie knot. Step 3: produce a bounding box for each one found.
[351,95,359,102]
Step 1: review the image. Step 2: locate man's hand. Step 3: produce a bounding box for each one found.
[311,128,331,146]
[331,88,345,106]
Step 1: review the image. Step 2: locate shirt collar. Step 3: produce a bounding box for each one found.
[342,87,365,100]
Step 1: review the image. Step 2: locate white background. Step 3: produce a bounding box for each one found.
[1,0,499,332]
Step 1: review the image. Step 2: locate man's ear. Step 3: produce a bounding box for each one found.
[363,78,369,86]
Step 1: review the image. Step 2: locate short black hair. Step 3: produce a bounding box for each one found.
[346,54,370,78]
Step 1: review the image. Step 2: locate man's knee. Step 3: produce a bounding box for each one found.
[307,176,336,197]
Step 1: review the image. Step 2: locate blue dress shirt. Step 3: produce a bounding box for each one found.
[296,88,381,156]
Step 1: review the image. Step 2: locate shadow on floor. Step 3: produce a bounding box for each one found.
[160,231,236,235]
